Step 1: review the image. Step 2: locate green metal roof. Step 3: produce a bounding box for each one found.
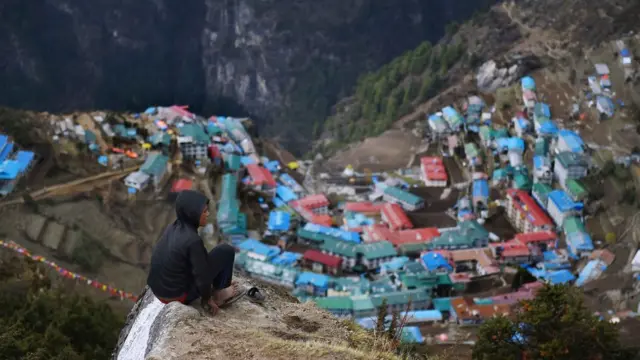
[491,128,509,139]
[371,290,429,307]
[398,242,431,255]
[297,228,332,243]
[314,296,353,311]
[359,241,397,260]
[321,239,358,258]
[432,297,452,311]
[399,273,438,289]
[479,126,491,140]
[562,216,585,234]
[178,123,211,144]
[428,221,488,249]
[351,296,375,311]
[140,152,169,178]
[334,277,370,295]
[224,154,241,171]
[514,173,532,191]
[220,174,238,201]
[436,274,453,286]
[464,143,479,158]
[556,151,588,168]
[532,182,552,196]
[565,179,588,200]
[534,138,549,156]
[85,130,97,144]
[149,132,171,146]
[383,186,423,206]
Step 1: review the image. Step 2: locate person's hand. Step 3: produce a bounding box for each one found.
[204,298,219,316]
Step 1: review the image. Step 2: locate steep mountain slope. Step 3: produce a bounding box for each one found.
[0,0,496,152]
[319,0,640,166]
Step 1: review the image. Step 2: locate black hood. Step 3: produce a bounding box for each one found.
[175,190,209,228]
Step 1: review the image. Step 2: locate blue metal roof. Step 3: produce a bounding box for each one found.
[472,179,489,198]
[533,155,549,169]
[428,114,444,123]
[0,142,13,163]
[507,137,525,152]
[268,211,291,232]
[535,103,551,118]
[516,117,530,129]
[269,251,301,266]
[379,256,410,272]
[521,76,536,90]
[421,252,453,273]
[575,259,606,287]
[546,269,575,285]
[496,137,509,151]
[279,173,300,188]
[0,135,7,154]
[276,185,298,203]
[272,197,286,208]
[303,223,361,243]
[237,239,281,259]
[539,120,559,135]
[240,156,255,166]
[401,326,425,344]
[295,271,330,288]
[265,160,280,173]
[621,48,631,57]
[567,231,594,253]
[558,129,584,153]
[442,106,459,118]
[0,160,20,180]
[548,190,582,212]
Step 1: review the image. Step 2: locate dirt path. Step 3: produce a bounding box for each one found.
[0,165,140,207]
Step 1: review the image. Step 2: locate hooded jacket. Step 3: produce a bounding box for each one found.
[147,190,211,303]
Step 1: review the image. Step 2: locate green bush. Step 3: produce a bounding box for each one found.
[0,256,123,360]
[473,285,631,360]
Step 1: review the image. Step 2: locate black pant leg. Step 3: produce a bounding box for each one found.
[208,243,235,290]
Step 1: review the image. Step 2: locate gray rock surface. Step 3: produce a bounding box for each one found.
[112,274,393,360]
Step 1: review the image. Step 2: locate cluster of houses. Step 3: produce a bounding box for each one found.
[217,72,628,343]
[0,133,35,196]
[48,64,626,342]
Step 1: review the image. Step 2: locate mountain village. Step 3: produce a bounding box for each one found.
[2,45,640,346]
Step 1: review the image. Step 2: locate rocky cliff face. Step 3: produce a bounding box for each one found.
[0,0,496,151]
[113,276,400,360]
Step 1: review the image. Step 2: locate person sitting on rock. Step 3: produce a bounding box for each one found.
[147,190,243,315]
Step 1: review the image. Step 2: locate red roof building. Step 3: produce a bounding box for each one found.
[170,178,194,193]
[208,144,221,159]
[381,203,413,231]
[362,224,394,243]
[420,157,448,187]
[505,189,554,233]
[490,241,531,262]
[246,164,277,188]
[303,249,342,268]
[388,227,440,247]
[344,202,383,215]
[514,231,557,248]
[296,194,330,211]
[302,249,342,275]
[310,214,333,227]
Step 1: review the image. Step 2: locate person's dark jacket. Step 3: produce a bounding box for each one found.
[147,190,211,304]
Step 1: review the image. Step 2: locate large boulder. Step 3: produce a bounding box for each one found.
[112,274,398,360]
